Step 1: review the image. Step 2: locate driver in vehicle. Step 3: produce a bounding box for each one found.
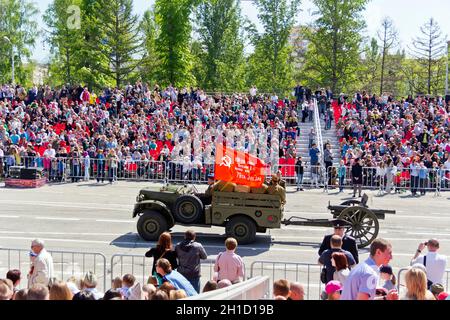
[195,174,216,206]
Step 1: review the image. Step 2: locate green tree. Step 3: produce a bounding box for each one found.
[79,0,114,90]
[44,0,84,85]
[377,17,398,95]
[248,0,300,94]
[195,0,246,92]
[0,0,39,84]
[88,0,142,88]
[155,0,198,87]
[409,18,447,95]
[139,9,160,85]
[357,37,380,94]
[303,0,368,93]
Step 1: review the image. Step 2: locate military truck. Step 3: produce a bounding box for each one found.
[133,184,284,244]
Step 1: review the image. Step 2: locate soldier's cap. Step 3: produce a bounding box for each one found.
[207,174,215,179]
[332,219,350,228]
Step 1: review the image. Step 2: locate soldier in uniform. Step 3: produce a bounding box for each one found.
[318,219,359,264]
[196,175,215,206]
[276,170,287,189]
[267,174,286,206]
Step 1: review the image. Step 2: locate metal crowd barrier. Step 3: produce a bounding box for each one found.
[397,267,450,293]
[0,248,107,292]
[325,165,450,194]
[250,260,323,300]
[110,254,217,289]
[1,156,167,183]
[165,162,215,184]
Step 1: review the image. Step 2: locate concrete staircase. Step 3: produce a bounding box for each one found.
[296,121,315,181]
[321,120,341,167]
[295,118,341,182]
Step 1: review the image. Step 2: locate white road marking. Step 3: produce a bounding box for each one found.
[0,215,19,219]
[95,219,135,224]
[0,200,131,211]
[0,231,123,236]
[35,217,81,221]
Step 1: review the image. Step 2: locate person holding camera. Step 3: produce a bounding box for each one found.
[410,239,447,289]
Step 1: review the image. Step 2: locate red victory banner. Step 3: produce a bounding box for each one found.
[214,144,266,188]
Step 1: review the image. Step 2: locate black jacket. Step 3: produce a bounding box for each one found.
[175,240,208,279]
[318,234,359,264]
[145,247,178,275]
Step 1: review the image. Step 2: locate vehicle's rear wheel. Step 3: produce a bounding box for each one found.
[225,216,257,245]
[173,195,204,224]
[137,210,168,241]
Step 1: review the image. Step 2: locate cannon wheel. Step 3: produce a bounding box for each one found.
[338,206,379,249]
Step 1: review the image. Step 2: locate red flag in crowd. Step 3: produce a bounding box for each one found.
[214,144,266,188]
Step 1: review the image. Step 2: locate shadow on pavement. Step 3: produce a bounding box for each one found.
[110,232,286,257]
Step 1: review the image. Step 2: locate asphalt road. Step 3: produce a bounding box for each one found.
[1,181,449,296]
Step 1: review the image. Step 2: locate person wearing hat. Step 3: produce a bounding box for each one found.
[193,174,215,206]
[267,174,286,206]
[410,238,447,289]
[318,219,359,264]
[430,283,445,300]
[325,280,342,300]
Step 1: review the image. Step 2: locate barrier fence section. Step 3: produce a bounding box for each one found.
[110,254,217,289]
[165,162,215,184]
[185,276,270,300]
[250,261,323,300]
[0,248,107,292]
[397,268,450,293]
[2,156,450,194]
[0,156,167,183]
[325,166,450,194]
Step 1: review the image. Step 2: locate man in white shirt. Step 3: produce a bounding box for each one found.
[27,239,54,288]
[43,144,56,158]
[411,239,447,287]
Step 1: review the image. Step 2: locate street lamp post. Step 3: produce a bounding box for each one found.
[3,36,15,86]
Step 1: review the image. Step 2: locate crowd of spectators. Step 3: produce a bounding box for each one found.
[0,83,306,182]
[335,92,450,193]
[1,234,448,301]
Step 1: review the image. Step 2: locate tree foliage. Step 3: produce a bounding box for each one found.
[302,0,368,93]
[409,18,447,95]
[378,17,398,95]
[139,9,160,85]
[44,0,84,85]
[0,0,39,84]
[247,0,300,94]
[155,0,198,87]
[195,0,246,92]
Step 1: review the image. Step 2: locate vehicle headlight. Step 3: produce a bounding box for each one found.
[136,194,145,202]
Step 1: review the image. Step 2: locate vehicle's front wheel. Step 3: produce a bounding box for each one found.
[225,216,257,245]
[173,195,204,224]
[137,210,168,241]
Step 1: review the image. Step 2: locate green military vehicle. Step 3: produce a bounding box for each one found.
[133,185,396,247]
[133,184,284,244]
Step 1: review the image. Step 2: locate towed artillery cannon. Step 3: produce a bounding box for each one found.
[282,194,396,248]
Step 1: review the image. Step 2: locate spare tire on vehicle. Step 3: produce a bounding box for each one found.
[173,195,204,224]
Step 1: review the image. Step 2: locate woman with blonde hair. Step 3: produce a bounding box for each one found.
[169,289,187,300]
[401,268,435,300]
[49,281,73,300]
